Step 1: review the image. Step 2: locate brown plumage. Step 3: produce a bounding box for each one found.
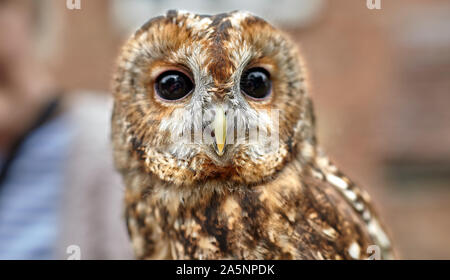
[111,10,394,259]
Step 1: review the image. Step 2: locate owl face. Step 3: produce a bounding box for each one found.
[112,10,313,186]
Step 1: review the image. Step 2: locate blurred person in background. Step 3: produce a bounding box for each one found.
[0,0,132,259]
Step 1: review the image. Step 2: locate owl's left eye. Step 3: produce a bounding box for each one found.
[240,67,272,100]
[154,70,194,101]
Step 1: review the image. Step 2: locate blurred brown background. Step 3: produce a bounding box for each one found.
[30,0,450,259]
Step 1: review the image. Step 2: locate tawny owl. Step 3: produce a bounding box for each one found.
[111,10,394,260]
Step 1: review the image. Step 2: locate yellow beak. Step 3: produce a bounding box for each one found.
[214,106,226,156]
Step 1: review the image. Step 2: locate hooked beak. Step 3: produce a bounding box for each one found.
[214,106,226,156]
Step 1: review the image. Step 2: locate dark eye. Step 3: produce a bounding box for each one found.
[154,70,194,101]
[240,67,272,100]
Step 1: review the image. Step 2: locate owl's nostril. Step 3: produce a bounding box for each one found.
[211,130,215,138]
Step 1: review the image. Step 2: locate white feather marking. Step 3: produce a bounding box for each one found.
[343,189,357,201]
[368,219,391,248]
[348,241,361,259]
[326,173,348,190]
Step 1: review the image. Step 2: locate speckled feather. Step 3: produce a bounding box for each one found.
[111,10,394,259]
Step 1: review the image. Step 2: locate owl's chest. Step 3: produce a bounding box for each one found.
[126,185,348,259]
[128,195,306,259]
[125,161,373,259]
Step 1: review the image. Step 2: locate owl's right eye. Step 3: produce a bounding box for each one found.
[154,71,194,101]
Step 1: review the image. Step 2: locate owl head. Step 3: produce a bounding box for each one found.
[112,10,316,186]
